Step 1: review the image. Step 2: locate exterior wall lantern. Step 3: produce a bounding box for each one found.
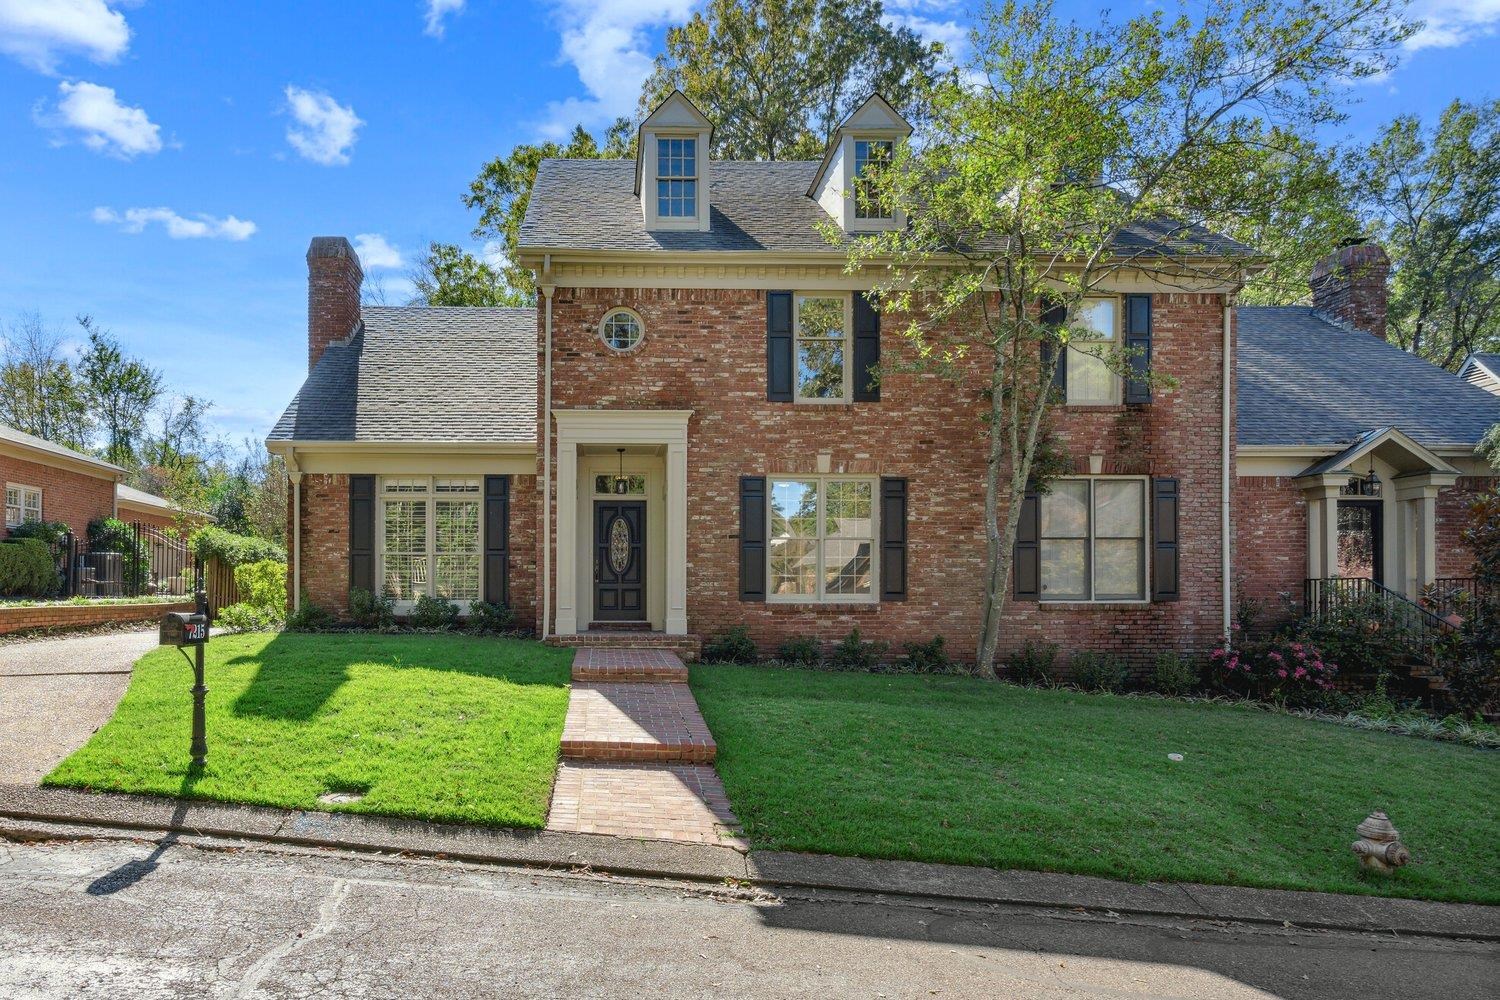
[613,448,630,494]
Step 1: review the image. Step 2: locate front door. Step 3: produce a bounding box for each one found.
[1337,499,1384,584]
[594,501,646,621]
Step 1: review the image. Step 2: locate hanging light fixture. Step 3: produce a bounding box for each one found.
[1363,454,1379,496]
[613,448,629,494]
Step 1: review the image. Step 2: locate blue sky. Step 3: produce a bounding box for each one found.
[0,1,1497,447]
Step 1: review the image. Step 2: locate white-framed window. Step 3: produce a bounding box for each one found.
[768,477,876,603]
[1040,477,1147,602]
[1066,297,1121,405]
[656,136,698,218]
[378,477,482,606]
[795,293,851,402]
[852,138,894,220]
[600,308,645,352]
[5,484,41,528]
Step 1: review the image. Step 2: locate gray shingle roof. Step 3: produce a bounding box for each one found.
[1237,306,1500,449]
[1465,352,1500,378]
[518,159,1253,257]
[267,307,537,444]
[0,422,121,473]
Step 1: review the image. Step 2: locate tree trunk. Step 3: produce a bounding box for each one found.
[976,358,1008,676]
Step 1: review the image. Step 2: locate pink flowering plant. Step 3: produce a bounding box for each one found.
[1210,634,1339,703]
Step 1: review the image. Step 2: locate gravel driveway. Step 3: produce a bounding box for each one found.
[0,630,158,785]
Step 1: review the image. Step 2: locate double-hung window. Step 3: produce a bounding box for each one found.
[379,477,482,605]
[656,137,697,218]
[768,477,875,602]
[5,484,41,528]
[1066,298,1120,405]
[795,293,849,401]
[1039,478,1146,601]
[852,139,894,220]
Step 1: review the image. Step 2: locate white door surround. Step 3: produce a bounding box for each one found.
[552,409,690,636]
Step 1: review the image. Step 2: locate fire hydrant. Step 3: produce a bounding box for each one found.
[1351,811,1410,873]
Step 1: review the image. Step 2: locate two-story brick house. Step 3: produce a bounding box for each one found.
[267,92,1499,666]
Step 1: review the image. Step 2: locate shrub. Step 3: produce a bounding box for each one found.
[703,626,758,664]
[348,588,396,630]
[411,594,460,630]
[1004,640,1057,686]
[0,538,59,598]
[1210,635,1338,704]
[902,636,954,674]
[234,560,287,617]
[1070,651,1131,693]
[778,635,822,666]
[1150,651,1198,696]
[285,599,335,632]
[215,602,280,633]
[86,517,149,590]
[188,525,286,568]
[8,519,70,557]
[826,627,888,672]
[1432,490,1500,716]
[466,600,515,635]
[1296,595,1413,680]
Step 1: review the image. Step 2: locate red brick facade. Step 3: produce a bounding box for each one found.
[1310,244,1391,340]
[307,237,362,372]
[1232,476,1307,627]
[540,287,1233,668]
[0,455,116,538]
[1438,477,1496,579]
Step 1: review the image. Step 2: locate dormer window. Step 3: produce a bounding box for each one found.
[656,137,698,218]
[852,139,893,220]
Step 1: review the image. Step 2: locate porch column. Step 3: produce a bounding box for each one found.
[665,439,688,636]
[1394,476,1448,596]
[1305,482,1341,578]
[554,440,578,635]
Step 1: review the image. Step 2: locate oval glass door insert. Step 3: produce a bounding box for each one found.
[608,516,631,574]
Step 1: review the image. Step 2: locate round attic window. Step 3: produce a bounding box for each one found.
[600,308,645,352]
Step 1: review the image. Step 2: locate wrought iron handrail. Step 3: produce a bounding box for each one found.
[1303,577,1450,659]
[1424,578,1487,621]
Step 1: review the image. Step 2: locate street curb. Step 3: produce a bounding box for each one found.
[2,785,1494,942]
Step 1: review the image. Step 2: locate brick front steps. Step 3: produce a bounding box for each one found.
[545,631,703,663]
[549,648,741,844]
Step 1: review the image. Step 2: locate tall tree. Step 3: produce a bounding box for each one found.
[76,315,164,466]
[640,0,944,160]
[0,312,91,449]
[142,394,211,471]
[409,242,520,307]
[1352,99,1500,370]
[845,0,1412,674]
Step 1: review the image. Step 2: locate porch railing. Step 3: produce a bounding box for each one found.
[1423,577,1488,621]
[1302,577,1450,661]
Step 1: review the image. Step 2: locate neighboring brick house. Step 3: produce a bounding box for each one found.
[0,423,122,538]
[117,484,192,532]
[267,92,1499,664]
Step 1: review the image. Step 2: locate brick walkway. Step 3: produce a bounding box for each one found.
[548,648,742,845]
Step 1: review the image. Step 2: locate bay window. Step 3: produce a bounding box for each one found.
[379,477,482,605]
[1039,478,1146,601]
[769,477,875,602]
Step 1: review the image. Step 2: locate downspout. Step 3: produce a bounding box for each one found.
[288,449,302,616]
[541,260,555,640]
[1221,300,1233,638]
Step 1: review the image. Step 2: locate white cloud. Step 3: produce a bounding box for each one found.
[886,0,968,63]
[1405,0,1500,51]
[423,0,465,38]
[93,206,257,241]
[354,233,404,270]
[39,80,160,158]
[0,0,130,74]
[537,0,694,139]
[283,85,363,166]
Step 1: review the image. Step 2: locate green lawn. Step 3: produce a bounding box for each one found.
[692,665,1500,903]
[46,632,572,828]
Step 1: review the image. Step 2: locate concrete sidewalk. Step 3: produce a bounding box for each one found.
[1,783,1493,942]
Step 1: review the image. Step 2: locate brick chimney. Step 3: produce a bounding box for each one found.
[1309,241,1390,340]
[306,236,363,371]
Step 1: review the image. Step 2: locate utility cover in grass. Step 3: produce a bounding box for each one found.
[45,632,573,828]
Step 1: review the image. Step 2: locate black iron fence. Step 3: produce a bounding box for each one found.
[59,521,198,599]
[1302,576,1449,661]
[1423,577,1487,621]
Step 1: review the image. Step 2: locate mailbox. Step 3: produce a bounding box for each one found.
[160,611,208,647]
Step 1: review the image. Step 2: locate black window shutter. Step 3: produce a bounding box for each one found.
[879,477,907,600]
[1013,488,1041,600]
[739,476,767,600]
[766,291,793,402]
[1151,477,1180,602]
[1040,299,1068,398]
[483,475,511,607]
[1124,293,1152,404]
[348,475,375,596]
[853,292,881,402]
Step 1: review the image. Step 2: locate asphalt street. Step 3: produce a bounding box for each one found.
[0,832,1493,999]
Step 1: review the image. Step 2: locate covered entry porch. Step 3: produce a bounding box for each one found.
[550,409,690,636]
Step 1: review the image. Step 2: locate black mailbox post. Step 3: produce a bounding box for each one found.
[160,584,210,767]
